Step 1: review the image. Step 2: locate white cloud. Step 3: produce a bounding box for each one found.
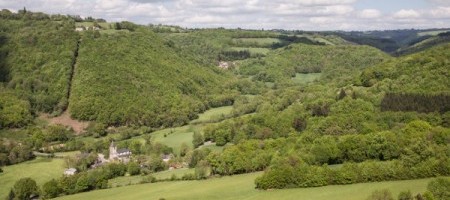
[1,0,450,30]
[393,9,421,18]
[359,9,382,19]
[430,6,450,18]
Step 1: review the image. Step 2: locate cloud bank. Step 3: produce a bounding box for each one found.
[1,0,449,30]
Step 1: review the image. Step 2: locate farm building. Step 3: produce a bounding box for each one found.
[64,168,77,176]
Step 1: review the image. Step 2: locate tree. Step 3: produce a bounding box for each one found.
[398,190,413,200]
[427,178,450,200]
[337,88,347,100]
[180,142,190,157]
[195,160,210,179]
[367,189,394,200]
[12,178,39,200]
[292,117,307,132]
[127,162,140,176]
[192,131,204,148]
[42,179,61,199]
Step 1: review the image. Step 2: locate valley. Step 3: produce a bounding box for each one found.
[0,7,449,200]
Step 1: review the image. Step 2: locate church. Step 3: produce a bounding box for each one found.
[109,141,132,162]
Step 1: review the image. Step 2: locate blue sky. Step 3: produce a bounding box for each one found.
[1,0,449,30]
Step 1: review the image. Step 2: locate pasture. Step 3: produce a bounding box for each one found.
[0,157,66,199]
[190,106,233,124]
[55,172,448,200]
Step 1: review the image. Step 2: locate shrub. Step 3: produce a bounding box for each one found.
[12,178,39,200]
[367,189,394,200]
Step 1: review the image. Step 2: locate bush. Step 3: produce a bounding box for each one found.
[127,162,140,176]
[427,178,450,200]
[12,178,39,200]
[398,190,413,200]
[367,189,394,200]
[42,179,62,199]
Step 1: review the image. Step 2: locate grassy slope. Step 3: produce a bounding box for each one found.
[56,172,448,200]
[109,168,196,187]
[190,105,233,124]
[0,157,66,199]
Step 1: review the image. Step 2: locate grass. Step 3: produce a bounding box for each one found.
[151,125,194,155]
[55,172,449,200]
[152,168,195,180]
[190,106,233,124]
[292,73,322,84]
[0,157,66,199]
[108,175,143,188]
[150,106,234,154]
[108,168,195,187]
[0,129,28,140]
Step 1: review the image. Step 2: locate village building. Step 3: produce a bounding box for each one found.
[64,168,77,176]
[75,27,84,32]
[109,141,132,163]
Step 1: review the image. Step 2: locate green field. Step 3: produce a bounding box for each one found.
[108,168,195,187]
[151,126,194,155]
[190,106,233,124]
[56,172,448,200]
[291,73,322,84]
[0,157,66,199]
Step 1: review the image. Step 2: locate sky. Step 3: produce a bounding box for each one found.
[1,0,449,30]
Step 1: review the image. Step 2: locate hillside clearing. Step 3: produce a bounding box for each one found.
[40,112,89,134]
[292,73,322,84]
[55,172,449,200]
[0,157,66,199]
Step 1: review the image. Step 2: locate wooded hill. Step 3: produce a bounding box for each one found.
[0,14,78,128]
[69,29,236,127]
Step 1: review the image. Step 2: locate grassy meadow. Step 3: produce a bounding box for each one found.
[56,172,449,200]
[108,168,196,188]
[0,157,66,199]
[190,106,233,124]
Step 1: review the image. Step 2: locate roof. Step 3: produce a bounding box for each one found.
[65,168,77,173]
[117,148,131,154]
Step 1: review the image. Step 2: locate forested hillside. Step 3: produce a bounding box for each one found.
[1,9,449,200]
[239,44,389,85]
[69,29,235,127]
[0,12,78,128]
[203,43,450,189]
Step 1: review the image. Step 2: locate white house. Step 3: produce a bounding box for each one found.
[75,27,84,32]
[64,168,77,176]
